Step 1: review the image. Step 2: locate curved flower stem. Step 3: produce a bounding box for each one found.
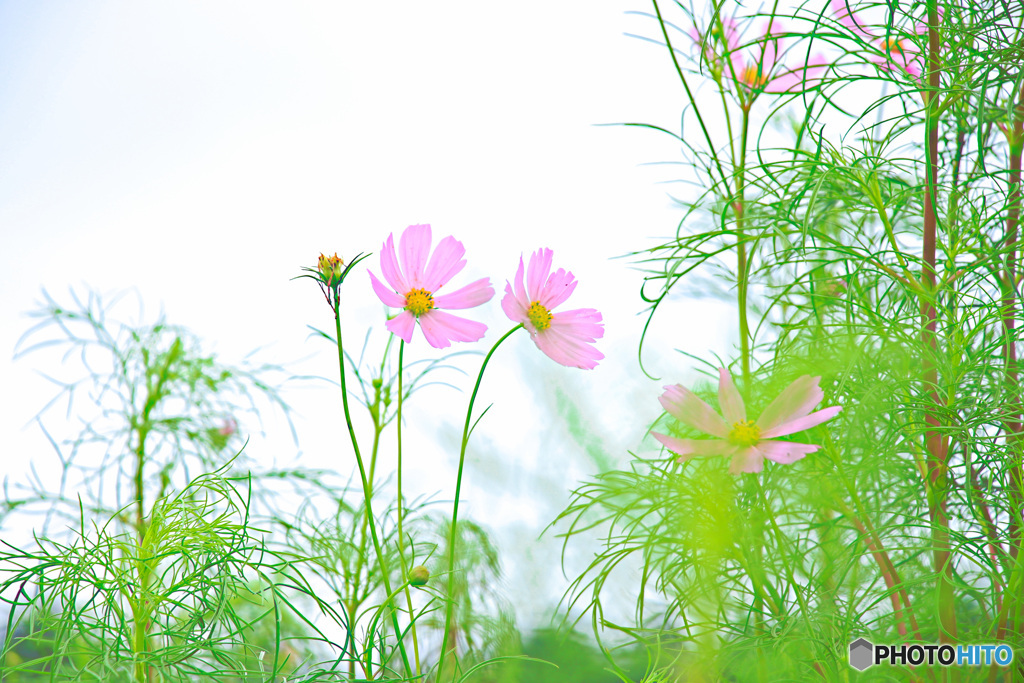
[395,340,422,676]
[333,304,412,676]
[436,324,523,683]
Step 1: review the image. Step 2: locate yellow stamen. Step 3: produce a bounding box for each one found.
[527,301,553,331]
[405,288,435,316]
[881,37,906,56]
[728,419,761,447]
[741,64,767,88]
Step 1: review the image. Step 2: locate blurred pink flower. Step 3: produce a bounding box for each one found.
[830,0,936,78]
[501,248,604,370]
[369,224,494,349]
[689,17,827,95]
[652,368,841,474]
[217,418,238,437]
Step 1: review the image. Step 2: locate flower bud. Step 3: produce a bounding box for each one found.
[317,252,345,286]
[408,565,429,587]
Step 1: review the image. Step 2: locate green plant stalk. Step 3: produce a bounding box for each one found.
[395,340,422,676]
[921,0,956,643]
[735,107,752,394]
[994,82,1024,669]
[436,324,522,683]
[348,346,392,679]
[130,344,176,683]
[332,304,412,677]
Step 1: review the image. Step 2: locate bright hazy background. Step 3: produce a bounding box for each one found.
[0,1,735,629]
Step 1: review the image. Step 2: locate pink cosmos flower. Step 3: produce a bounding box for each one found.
[369,224,494,349]
[689,16,828,95]
[830,0,938,78]
[217,418,238,437]
[652,368,842,474]
[501,248,604,370]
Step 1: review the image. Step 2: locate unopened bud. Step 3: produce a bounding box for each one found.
[409,565,429,587]
[317,252,345,286]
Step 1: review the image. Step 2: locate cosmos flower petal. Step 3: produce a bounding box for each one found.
[652,433,736,460]
[756,375,824,432]
[504,250,604,369]
[539,268,578,310]
[759,21,781,66]
[830,0,872,37]
[532,309,605,370]
[729,447,764,474]
[418,310,487,349]
[717,368,747,424]
[658,384,730,439]
[764,52,830,93]
[434,277,494,310]
[385,311,417,344]
[368,271,406,308]
[756,440,820,464]
[525,248,554,303]
[398,223,432,288]
[501,283,529,323]
[372,224,490,346]
[719,16,741,51]
[761,406,843,439]
[508,255,528,307]
[380,233,408,293]
[730,51,747,82]
[422,235,467,292]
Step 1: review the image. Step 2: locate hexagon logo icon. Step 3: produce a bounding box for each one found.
[849,638,874,671]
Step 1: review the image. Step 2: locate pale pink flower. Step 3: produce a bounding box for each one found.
[830,0,938,78]
[652,368,842,474]
[501,248,604,370]
[369,224,494,349]
[689,17,828,95]
[217,418,238,437]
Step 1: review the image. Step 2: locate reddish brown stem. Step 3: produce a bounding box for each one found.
[849,516,922,641]
[1002,81,1024,566]
[921,0,957,643]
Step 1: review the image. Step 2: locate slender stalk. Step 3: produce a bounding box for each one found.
[1000,82,1023,566]
[736,107,752,390]
[395,340,422,675]
[332,304,412,676]
[920,0,956,642]
[994,80,1024,669]
[436,324,522,683]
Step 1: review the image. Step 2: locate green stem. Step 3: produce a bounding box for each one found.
[395,340,422,675]
[333,304,412,677]
[736,108,752,391]
[436,324,522,682]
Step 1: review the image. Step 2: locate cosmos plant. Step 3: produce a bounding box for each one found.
[5,1,1024,682]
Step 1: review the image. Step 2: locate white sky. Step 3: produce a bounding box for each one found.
[0,0,828,631]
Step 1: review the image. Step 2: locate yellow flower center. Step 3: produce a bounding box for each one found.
[728,419,761,447]
[881,37,906,56]
[405,288,435,316]
[527,301,553,331]
[741,64,767,88]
